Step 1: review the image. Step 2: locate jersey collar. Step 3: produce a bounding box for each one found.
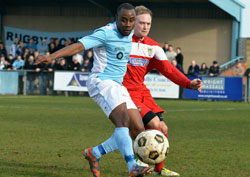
[132,34,147,43]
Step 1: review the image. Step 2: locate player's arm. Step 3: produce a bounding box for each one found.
[152,47,202,92]
[35,43,85,65]
[152,59,191,88]
[35,28,106,65]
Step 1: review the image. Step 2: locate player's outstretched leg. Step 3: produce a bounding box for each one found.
[114,127,154,177]
[153,133,180,177]
[84,133,119,177]
[84,147,100,177]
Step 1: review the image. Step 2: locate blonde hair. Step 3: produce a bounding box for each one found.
[135,5,152,17]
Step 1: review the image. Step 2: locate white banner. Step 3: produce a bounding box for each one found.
[54,72,179,98]
[54,71,89,91]
[4,26,92,47]
[144,74,179,98]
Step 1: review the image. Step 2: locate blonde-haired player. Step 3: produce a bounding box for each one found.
[124,5,203,176]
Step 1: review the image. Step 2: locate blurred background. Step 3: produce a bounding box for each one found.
[0,0,250,102]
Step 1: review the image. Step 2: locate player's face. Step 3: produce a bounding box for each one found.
[116,9,136,36]
[134,14,152,38]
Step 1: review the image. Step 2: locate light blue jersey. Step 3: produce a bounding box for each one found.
[78,22,133,84]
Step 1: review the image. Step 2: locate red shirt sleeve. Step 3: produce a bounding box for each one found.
[148,58,192,89]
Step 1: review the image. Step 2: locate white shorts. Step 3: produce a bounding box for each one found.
[87,76,137,117]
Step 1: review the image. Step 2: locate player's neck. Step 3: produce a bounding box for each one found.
[135,35,145,41]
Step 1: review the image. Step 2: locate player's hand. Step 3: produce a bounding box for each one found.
[35,55,53,65]
[190,78,203,93]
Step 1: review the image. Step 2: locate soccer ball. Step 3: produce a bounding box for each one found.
[134,130,169,165]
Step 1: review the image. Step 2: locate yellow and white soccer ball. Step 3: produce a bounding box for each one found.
[134,129,169,165]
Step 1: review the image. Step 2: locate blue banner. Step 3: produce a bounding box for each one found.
[184,76,242,101]
[0,71,19,95]
[4,26,93,47]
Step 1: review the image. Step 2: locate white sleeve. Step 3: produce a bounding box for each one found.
[154,46,168,61]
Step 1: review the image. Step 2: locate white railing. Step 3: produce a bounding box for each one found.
[219,56,244,71]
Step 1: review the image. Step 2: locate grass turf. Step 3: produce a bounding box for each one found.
[0,95,250,177]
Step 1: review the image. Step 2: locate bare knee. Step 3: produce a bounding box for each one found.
[147,116,161,130]
[147,116,168,135]
[160,122,168,135]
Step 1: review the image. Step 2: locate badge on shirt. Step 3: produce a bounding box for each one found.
[137,106,142,112]
[148,48,153,57]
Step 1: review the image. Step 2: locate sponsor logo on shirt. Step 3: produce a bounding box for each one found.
[128,57,149,66]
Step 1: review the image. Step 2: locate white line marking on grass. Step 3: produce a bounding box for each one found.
[0,96,41,99]
[167,107,250,112]
[1,105,249,113]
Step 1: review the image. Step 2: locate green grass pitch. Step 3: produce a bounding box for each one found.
[0,95,250,177]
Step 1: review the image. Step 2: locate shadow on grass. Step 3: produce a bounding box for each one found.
[0,161,127,177]
[0,161,84,177]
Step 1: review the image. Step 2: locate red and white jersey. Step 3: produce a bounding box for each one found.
[123,35,191,91]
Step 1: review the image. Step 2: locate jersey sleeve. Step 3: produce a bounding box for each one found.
[154,46,168,61]
[150,46,191,89]
[149,58,192,89]
[78,28,106,50]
